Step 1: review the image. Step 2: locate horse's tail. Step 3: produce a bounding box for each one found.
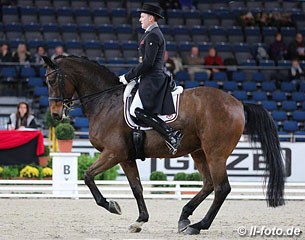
[243,103,285,207]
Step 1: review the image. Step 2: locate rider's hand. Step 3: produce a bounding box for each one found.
[119,75,128,85]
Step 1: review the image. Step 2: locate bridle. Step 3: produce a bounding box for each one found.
[45,66,124,115]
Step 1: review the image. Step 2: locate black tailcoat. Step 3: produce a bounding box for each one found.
[125,25,175,115]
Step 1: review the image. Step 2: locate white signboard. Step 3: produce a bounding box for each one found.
[118,142,304,182]
[51,152,80,197]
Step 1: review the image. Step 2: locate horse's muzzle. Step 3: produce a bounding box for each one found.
[52,113,62,121]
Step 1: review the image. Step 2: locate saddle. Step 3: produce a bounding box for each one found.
[123,81,183,161]
[123,82,183,130]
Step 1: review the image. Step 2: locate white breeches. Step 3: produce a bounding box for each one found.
[130,90,143,117]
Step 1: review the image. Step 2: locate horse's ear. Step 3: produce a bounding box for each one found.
[42,56,58,69]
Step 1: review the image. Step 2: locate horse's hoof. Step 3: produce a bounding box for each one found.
[128,221,144,233]
[108,200,122,215]
[185,226,200,235]
[178,219,191,233]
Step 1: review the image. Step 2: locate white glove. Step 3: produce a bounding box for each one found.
[119,75,128,85]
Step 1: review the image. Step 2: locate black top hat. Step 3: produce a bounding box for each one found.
[138,3,164,19]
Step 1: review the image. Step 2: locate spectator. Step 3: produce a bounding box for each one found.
[269,32,287,63]
[288,33,305,60]
[239,11,255,27]
[12,43,32,64]
[256,45,269,62]
[7,102,38,130]
[0,42,13,62]
[289,58,305,90]
[204,47,224,78]
[51,45,68,60]
[256,11,269,27]
[186,46,204,80]
[34,46,48,65]
[164,50,176,76]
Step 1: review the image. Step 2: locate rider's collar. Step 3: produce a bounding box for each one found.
[145,22,158,33]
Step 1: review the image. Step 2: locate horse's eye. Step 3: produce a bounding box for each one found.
[47,77,56,86]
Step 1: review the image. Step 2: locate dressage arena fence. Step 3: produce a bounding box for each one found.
[0,180,304,200]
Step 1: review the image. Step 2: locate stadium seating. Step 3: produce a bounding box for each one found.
[184,81,200,89]
[2,5,19,24]
[223,81,239,91]
[194,72,209,82]
[20,67,37,78]
[28,77,44,87]
[74,8,92,24]
[74,117,89,129]
[0,0,304,139]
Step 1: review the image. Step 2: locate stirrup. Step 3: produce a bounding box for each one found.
[165,132,183,155]
[165,141,179,155]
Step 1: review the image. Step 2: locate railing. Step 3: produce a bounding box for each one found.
[0,180,304,200]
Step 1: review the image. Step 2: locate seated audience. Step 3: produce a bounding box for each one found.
[51,45,68,60]
[8,102,37,130]
[164,50,176,76]
[0,42,13,62]
[289,58,305,90]
[269,32,287,63]
[186,46,204,80]
[12,43,32,64]
[288,33,305,60]
[204,47,224,78]
[34,45,48,65]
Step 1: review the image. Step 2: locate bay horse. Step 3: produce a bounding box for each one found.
[43,56,285,235]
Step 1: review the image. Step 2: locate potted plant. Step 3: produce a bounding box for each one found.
[38,145,50,167]
[77,154,119,180]
[183,172,202,195]
[55,122,75,152]
[2,166,19,179]
[149,171,170,193]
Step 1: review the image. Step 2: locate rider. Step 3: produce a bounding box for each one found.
[119,3,183,155]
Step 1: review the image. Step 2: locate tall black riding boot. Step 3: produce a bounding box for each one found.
[135,108,183,155]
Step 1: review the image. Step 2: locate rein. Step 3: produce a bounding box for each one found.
[45,67,124,112]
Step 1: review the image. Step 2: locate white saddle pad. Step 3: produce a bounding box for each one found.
[123,82,183,130]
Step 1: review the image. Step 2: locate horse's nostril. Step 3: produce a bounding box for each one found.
[52,113,61,120]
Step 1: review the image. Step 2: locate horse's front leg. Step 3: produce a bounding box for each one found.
[84,150,122,215]
[120,160,149,233]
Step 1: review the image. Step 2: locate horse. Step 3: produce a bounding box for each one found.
[42,55,285,235]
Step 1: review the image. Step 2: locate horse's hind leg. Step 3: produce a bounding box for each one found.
[120,160,149,233]
[185,157,231,235]
[84,150,122,215]
[178,150,214,233]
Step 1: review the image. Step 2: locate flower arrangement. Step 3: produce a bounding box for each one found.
[19,165,39,178]
[41,167,52,178]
